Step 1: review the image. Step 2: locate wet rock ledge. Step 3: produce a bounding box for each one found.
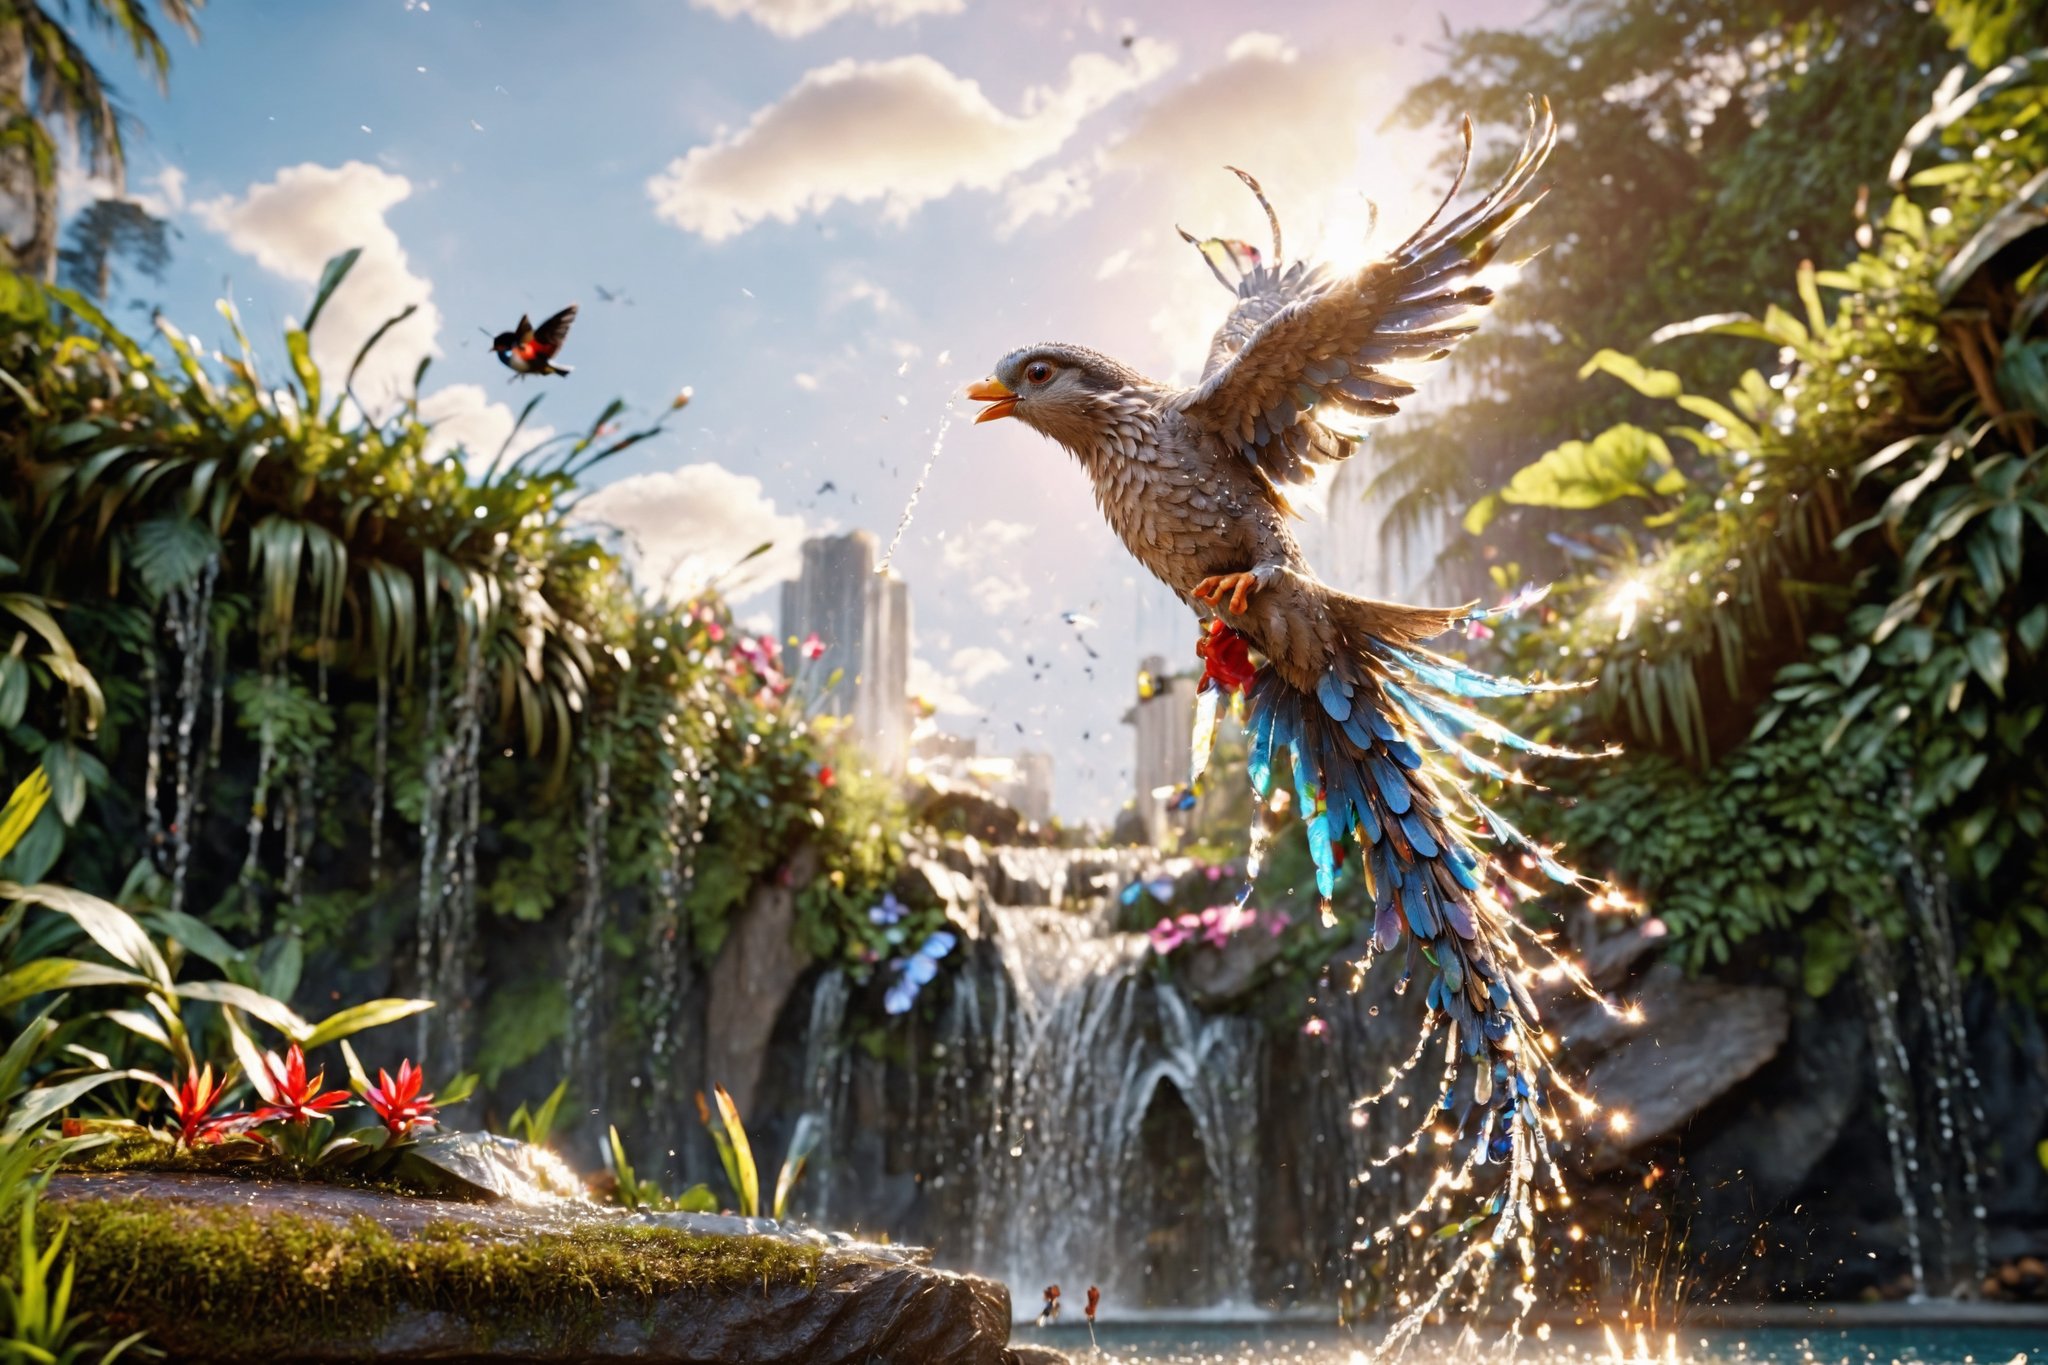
[49,1170,1035,1364]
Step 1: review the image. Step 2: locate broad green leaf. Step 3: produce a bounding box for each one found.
[1499,425,1677,511]
[301,997,435,1050]
[39,741,87,826]
[0,882,172,992]
[142,911,244,970]
[127,514,220,601]
[1580,348,1682,399]
[0,768,49,862]
[3,1070,153,1138]
[1965,629,2008,698]
[174,979,311,1042]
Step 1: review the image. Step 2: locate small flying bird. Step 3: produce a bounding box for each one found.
[817,480,838,496]
[1036,1285,1061,1326]
[593,283,634,306]
[491,304,578,378]
[966,105,1598,1110]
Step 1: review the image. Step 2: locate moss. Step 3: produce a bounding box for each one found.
[61,1135,485,1202]
[48,1193,821,1357]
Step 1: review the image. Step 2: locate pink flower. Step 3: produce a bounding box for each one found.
[706,622,726,642]
[1303,1017,1328,1038]
[1148,917,1189,954]
[801,632,827,661]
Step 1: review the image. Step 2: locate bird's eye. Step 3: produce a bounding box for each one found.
[1025,361,1054,385]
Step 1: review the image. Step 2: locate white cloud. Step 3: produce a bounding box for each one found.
[940,517,1031,571]
[57,161,187,219]
[1078,33,1432,378]
[971,574,1028,615]
[828,275,897,315]
[948,644,1010,687]
[689,0,961,39]
[1094,247,1132,280]
[577,463,809,603]
[194,160,554,477]
[646,41,1175,241]
[1000,167,1092,235]
[193,162,439,405]
[909,654,979,716]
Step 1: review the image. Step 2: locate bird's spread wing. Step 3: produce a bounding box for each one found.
[533,305,578,354]
[1174,100,1556,494]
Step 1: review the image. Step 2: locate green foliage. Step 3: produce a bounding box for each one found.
[1467,33,2048,1000]
[603,1124,717,1214]
[504,1078,569,1149]
[0,241,913,1069]
[690,1084,817,1220]
[48,1195,818,1357]
[1379,0,1960,582]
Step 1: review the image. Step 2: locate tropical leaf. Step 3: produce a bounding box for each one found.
[127,513,220,600]
[0,882,173,992]
[713,1084,760,1218]
[1499,425,1685,512]
[0,768,50,862]
[301,997,435,1050]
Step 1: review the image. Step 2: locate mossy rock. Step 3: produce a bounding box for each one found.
[44,1171,1014,1364]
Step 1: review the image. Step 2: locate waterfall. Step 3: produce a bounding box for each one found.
[938,901,1263,1310]
[1895,793,1991,1290]
[1855,914,1928,1299]
[415,625,486,1075]
[564,726,614,1122]
[165,559,218,919]
[798,968,852,1223]
[645,695,714,1135]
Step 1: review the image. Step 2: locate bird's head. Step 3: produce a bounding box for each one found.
[489,329,518,353]
[967,344,1150,450]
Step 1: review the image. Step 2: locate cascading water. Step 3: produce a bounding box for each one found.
[415,625,486,1075]
[939,901,1264,1310]
[1894,802,1991,1290]
[797,967,852,1224]
[644,691,715,1134]
[1854,912,1928,1299]
[563,730,614,1118]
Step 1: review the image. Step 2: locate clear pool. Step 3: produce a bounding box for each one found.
[1002,1323,2040,1365]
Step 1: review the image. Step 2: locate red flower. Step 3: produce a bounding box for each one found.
[363,1059,439,1140]
[252,1044,350,1126]
[800,632,827,662]
[817,765,836,789]
[1196,620,1258,693]
[148,1064,250,1147]
[1085,1286,1100,1322]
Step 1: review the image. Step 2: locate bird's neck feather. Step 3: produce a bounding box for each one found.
[1051,386,1161,475]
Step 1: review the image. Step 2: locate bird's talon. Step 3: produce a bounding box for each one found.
[1194,572,1261,616]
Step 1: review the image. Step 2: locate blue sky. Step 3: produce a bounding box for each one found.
[67,0,1541,823]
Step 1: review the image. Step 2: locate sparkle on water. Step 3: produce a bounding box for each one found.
[1001,1323,2036,1365]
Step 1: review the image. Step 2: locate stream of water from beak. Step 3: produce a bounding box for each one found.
[878,403,953,576]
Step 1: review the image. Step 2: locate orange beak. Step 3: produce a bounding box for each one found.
[967,376,1018,423]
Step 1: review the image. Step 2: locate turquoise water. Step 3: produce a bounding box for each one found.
[1003,1324,2040,1365]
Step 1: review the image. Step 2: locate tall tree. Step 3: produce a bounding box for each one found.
[57,192,169,302]
[0,0,201,280]
[1373,0,1956,593]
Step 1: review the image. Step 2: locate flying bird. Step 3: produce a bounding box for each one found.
[492,304,578,378]
[593,283,634,305]
[967,104,1596,1151]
